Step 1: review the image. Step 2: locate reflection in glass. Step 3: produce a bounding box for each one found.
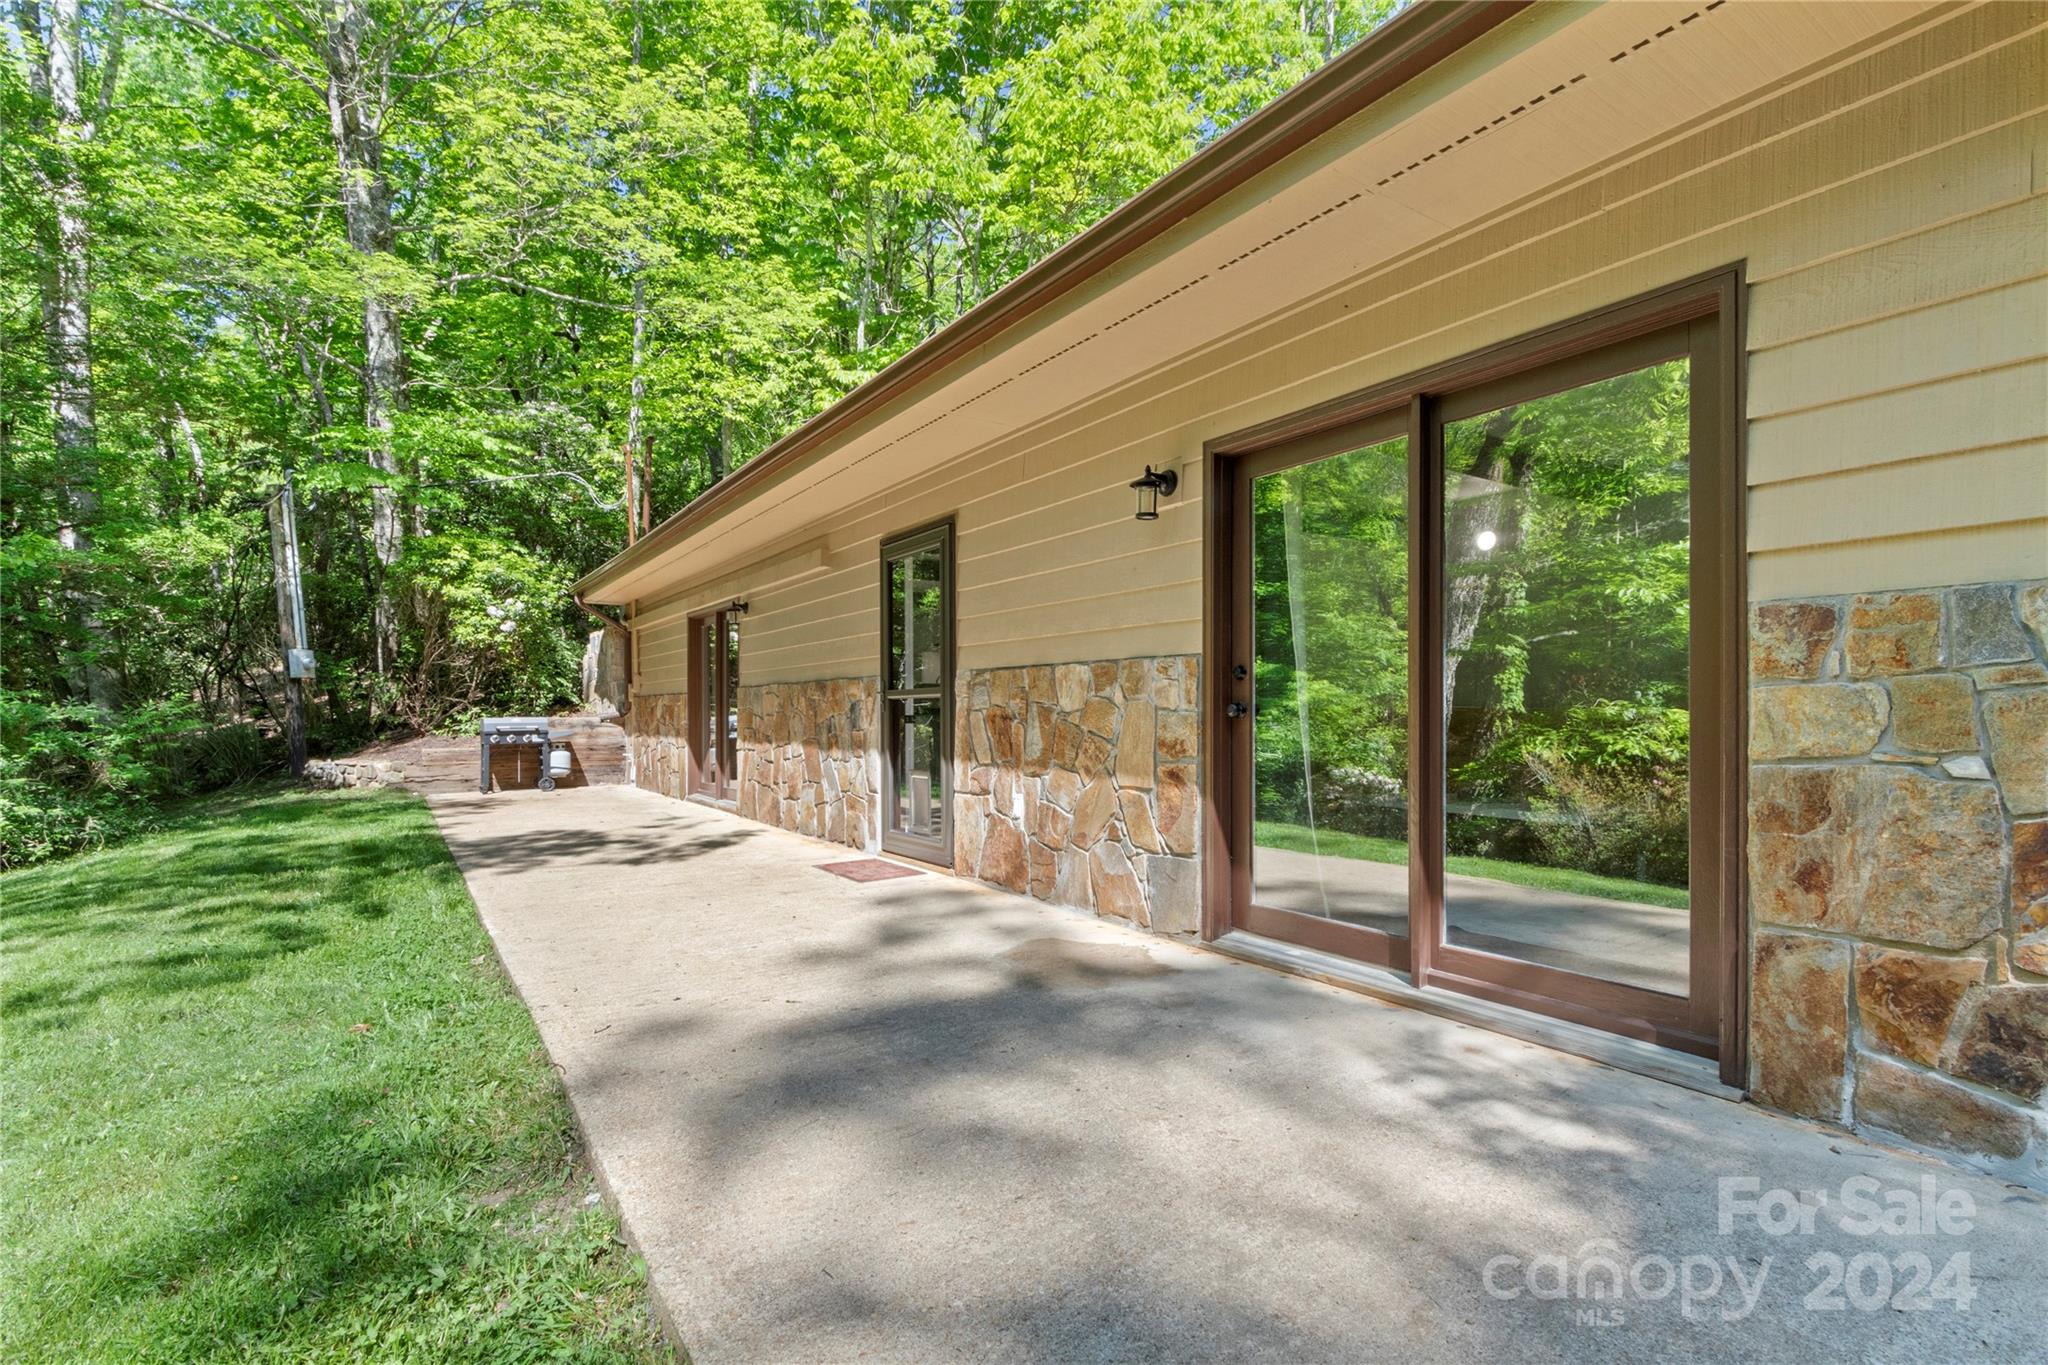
[883,531,949,849]
[889,547,944,689]
[1441,358,1691,995]
[723,615,741,774]
[1249,436,1409,937]
[699,618,721,784]
[892,697,943,836]
[696,612,741,794]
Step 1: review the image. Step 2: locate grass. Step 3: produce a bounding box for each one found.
[0,786,674,1363]
[1254,820,1689,910]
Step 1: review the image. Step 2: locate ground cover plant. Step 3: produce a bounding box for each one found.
[0,785,672,1363]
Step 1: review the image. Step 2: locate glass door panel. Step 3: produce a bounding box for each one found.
[722,613,741,784]
[890,545,946,690]
[691,609,741,801]
[882,523,952,861]
[890,697,944,837]
[1440,359,1691,997]
[1249,436,1411,943]
[1217,284,1733,1070]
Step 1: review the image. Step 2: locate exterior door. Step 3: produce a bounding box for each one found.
[690,609,740,801]
[880,522,953,862]
[1226,414,1415,974]
[1212,277,1740,1080]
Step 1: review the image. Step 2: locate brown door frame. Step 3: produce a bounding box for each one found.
[1203,268,1747,1085]
[879,518,956,864]
[1222,411,1414,973]
[687,608,740,802]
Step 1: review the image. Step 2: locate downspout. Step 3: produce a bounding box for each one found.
[575,594,630,634]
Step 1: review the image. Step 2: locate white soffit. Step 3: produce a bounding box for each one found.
[616,0,1933,603]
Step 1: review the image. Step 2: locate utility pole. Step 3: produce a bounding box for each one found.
[623,438,654,545]
[266,473,313,777]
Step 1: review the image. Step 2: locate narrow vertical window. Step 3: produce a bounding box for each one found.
[881,522,952,860]
[690,608,742,801]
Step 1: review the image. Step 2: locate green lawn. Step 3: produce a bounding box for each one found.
[1254,820,1689,910]
[0,787,673,1363]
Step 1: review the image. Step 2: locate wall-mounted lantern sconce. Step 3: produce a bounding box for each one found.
[1130,465,1179,521]
[726,598,749,615]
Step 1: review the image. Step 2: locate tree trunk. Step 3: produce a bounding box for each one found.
[174,401,205,505]
[1442,408,1527,722]
[713,344,739,485]
[624,2,649,538]
[36,0,115,706]
[319,0,404,677]
[267,484,309,777]
[626,272,647,537]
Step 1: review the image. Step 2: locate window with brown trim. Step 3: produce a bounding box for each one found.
[880,521,954,862]
[1206,270,1744,1083]
[689,609,741,802]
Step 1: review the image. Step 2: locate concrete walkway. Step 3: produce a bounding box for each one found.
[430,786,2046,1364]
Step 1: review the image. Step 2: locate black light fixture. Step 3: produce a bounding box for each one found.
[726,598,749,615]
[1130,464,1179,521]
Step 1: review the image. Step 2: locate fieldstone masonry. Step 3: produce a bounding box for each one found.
[953,656,1201,933]
[736,678,879,850]
[1749,578,2048,1183]
[625,681,880,849]
[625,692,688,799]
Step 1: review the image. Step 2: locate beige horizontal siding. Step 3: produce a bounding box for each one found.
[1749,359,2048,484]
[635,613,693,694]
[1747,277,2048,419]
[1751,519,2048,603]
[1749,442,2048,553]
[1743,194,2048,349]
[637,3,2048,683]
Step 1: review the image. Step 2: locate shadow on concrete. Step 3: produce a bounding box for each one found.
[432,794,763,876]
[448,788,2048,1362]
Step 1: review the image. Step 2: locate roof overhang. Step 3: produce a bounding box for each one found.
[577,0,1934,607]
[572,0,1529,605]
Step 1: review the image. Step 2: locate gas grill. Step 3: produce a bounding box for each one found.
[479,717,570,793]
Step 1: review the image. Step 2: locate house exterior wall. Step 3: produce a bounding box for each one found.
[633,615,691,696]
[1748,580,2048,1180]
[625,692,688,799]
[620,7,2048,1183]
[953,656,1202,932]
[735,677,880,851]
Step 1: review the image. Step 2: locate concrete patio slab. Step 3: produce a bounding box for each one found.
[429,786,2047,1364]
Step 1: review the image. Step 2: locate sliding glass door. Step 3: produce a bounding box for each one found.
[1215,278,1738,1075]
[1235,418,1415,971]
[1436,353,1696,1000]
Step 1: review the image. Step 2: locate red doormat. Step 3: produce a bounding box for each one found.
[817,858,926,883]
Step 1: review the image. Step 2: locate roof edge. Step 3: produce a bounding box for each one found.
[575,0,1529,602]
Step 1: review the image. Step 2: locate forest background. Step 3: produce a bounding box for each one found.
[2,0,1398,864]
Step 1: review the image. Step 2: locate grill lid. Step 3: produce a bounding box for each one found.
[480,716,553,735]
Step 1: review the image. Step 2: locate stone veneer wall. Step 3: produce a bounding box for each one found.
[953,656,1201,933]
[1748,578,2047,1185]
[625,692,687,798]
[736,678,880,850]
